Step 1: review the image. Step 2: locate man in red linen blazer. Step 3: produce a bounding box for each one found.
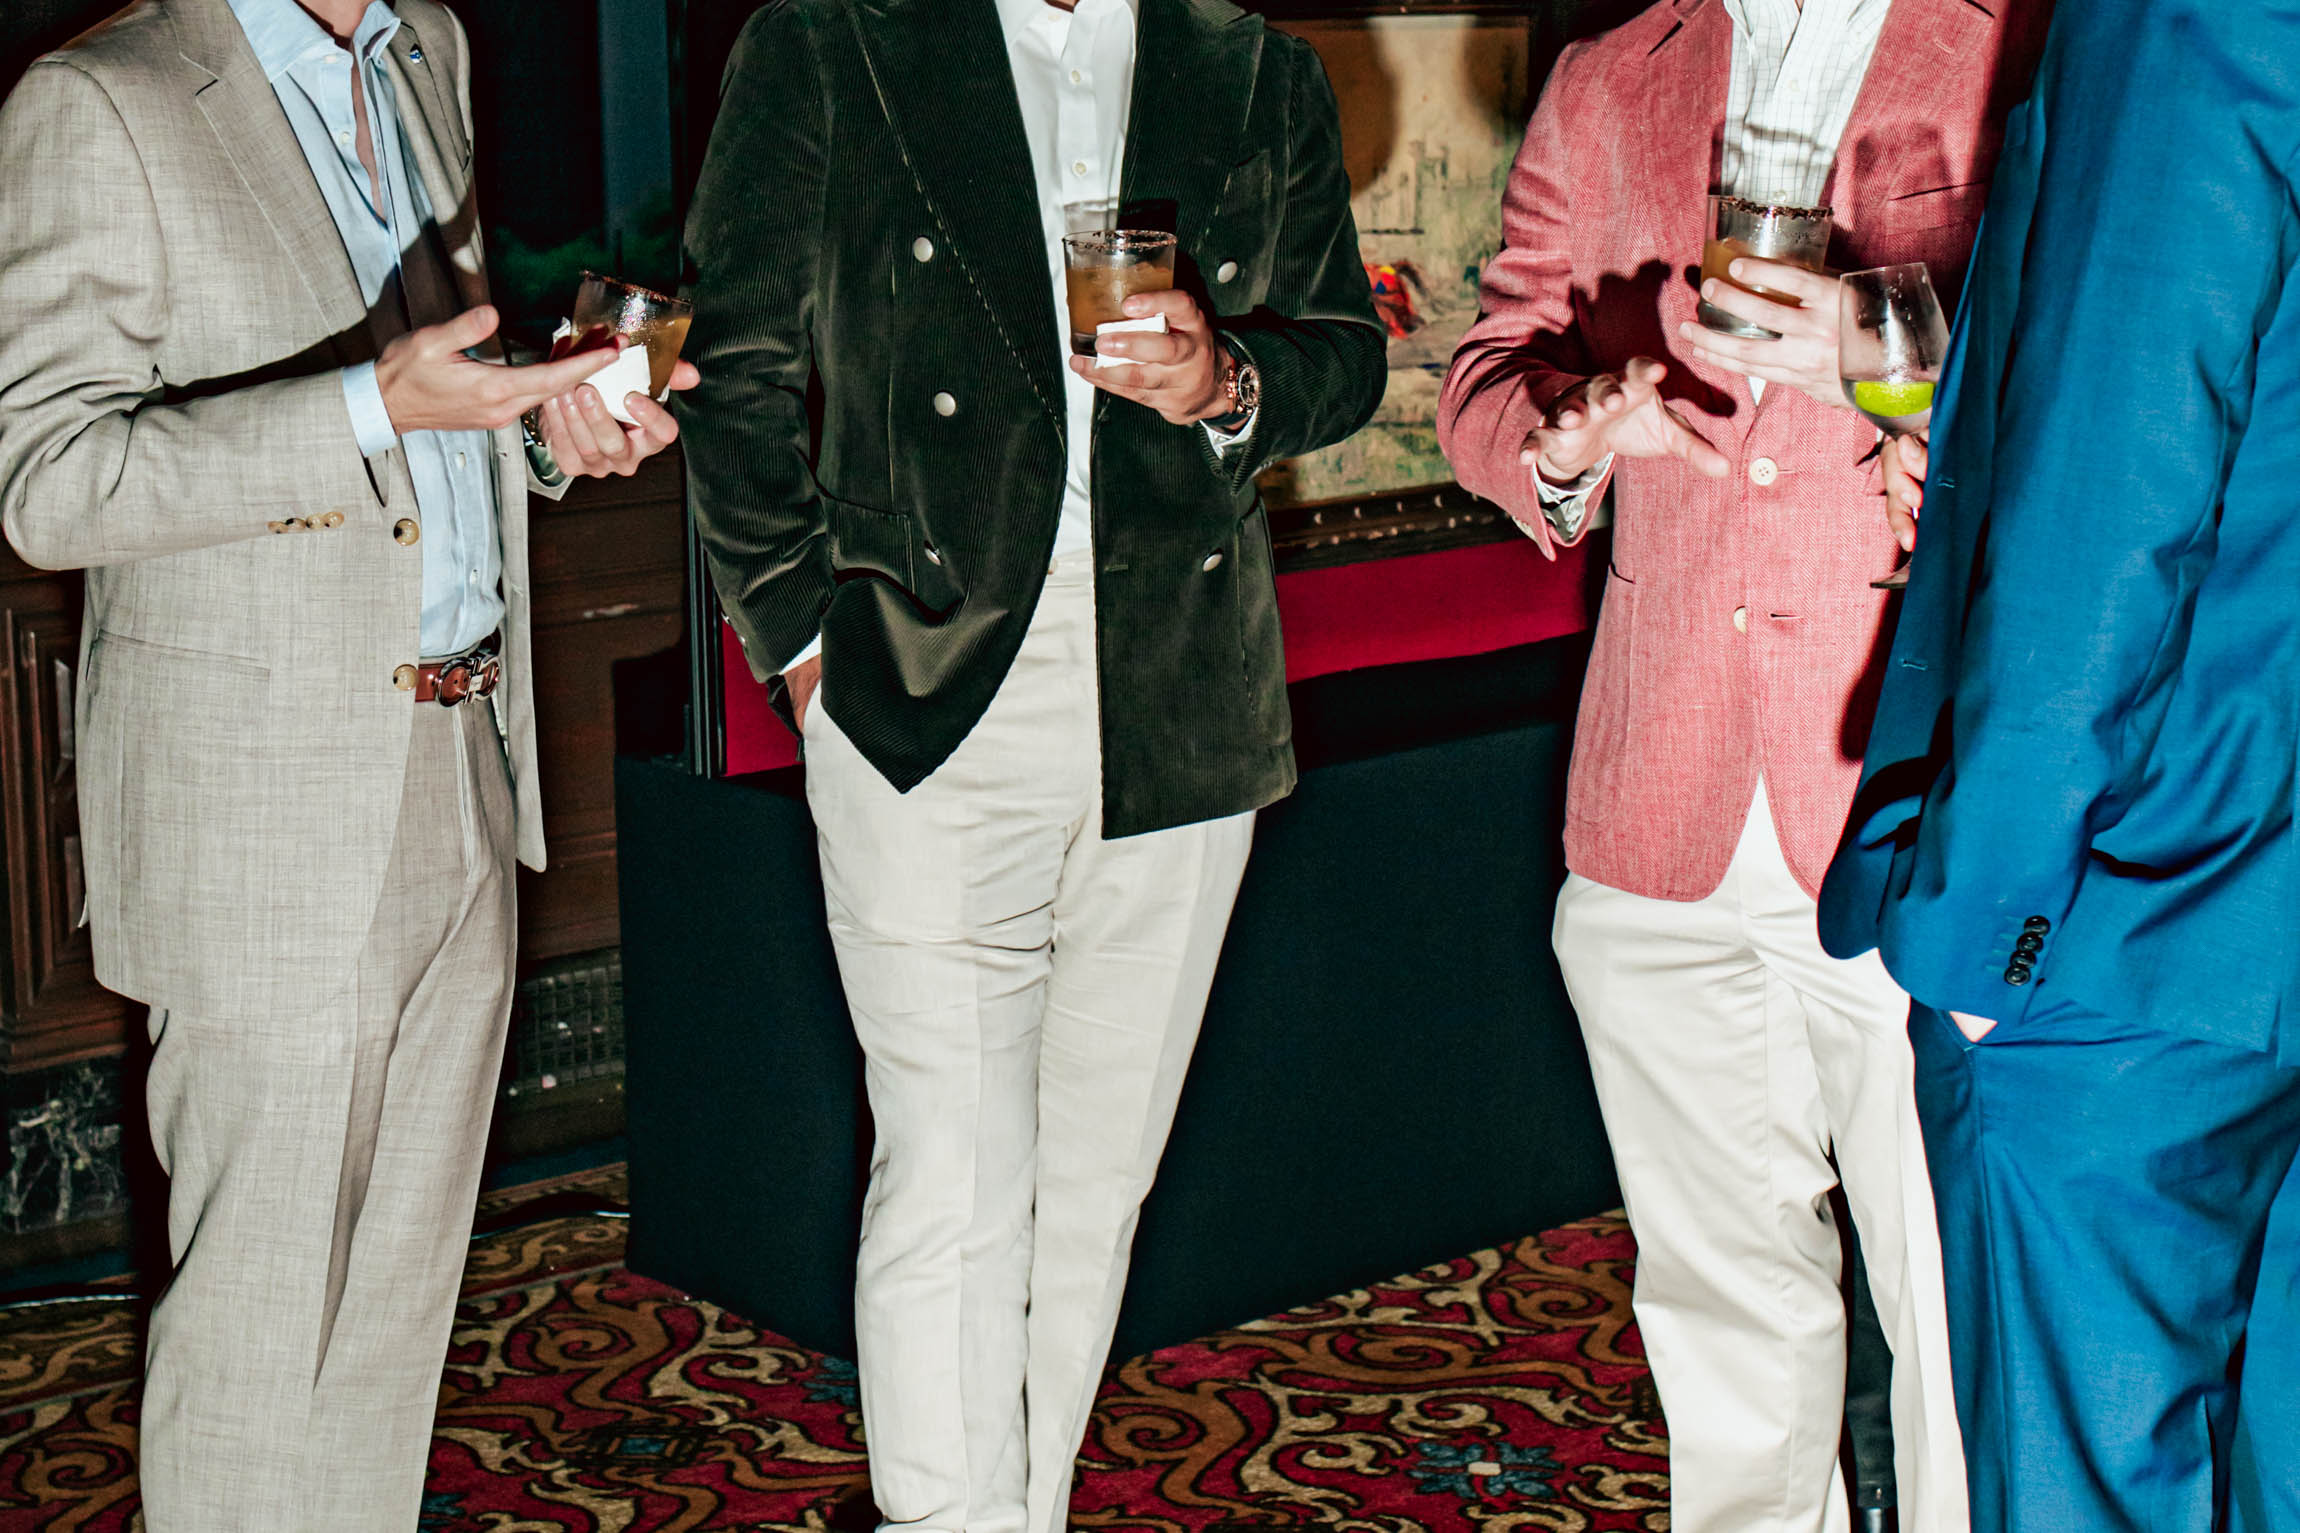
[1439,2,2044,1530]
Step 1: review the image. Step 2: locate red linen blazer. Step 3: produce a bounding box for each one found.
[1439,0,2046,901]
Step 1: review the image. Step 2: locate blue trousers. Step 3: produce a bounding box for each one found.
[1911,1001,2300,1532]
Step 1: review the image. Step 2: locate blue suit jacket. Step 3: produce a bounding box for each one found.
[1819,0,2300,1062]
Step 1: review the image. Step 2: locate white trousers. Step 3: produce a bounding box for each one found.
[1553,782,1965,1533]
[802,565,1255,1533]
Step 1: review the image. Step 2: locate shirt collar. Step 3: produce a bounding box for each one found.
[994,0,1139,48]
[226,0,400,80]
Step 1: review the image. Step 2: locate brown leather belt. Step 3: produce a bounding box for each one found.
[402,634,502,706]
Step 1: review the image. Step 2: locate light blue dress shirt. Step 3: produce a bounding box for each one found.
[227,0,503,659]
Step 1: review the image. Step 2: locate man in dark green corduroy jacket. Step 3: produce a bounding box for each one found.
[677,0,1383,1527]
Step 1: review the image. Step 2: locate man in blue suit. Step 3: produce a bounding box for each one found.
[1817,2,2300,1529]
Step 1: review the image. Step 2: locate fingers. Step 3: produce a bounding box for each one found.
[504,340,632,410]
[1661,403,1732,479]
[1694,277,1806,337]
[622,391,682,450]
[664,359,701,393]
[1885,496,1919,553]
[1096,327,1186,366]
[431,304,499,355]
[1121,288,1208,332]
[1901,433,1930,479]
[1728,258,1838,311]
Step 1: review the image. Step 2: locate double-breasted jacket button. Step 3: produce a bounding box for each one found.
[932,391,957,417]
[392,663,418,692]
[923,541,943,566]
[1215,260,1240,284]
[2004,963,2033,986]
[913,236,935,263]
[1748,457,1780,487]
[393,518,420,545]
[1202,551,1224,573]
[1732,605,1749,633]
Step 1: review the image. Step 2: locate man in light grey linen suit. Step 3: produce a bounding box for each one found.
[0,0,692,1524]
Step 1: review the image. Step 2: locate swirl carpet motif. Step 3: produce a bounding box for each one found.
[0,1166,1666,1531]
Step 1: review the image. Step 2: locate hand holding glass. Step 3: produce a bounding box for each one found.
[1060,231,1176,358]
[1838,262,1950,588]
[1699,196,1834,339]
[550,271,694,408]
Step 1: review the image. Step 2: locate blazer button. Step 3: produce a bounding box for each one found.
[1202,551,1224,572]
[393,518,420,546]
[933,392,957,417]
[1748,457,1780,486]
[913,236,935,262]
[923,541,943,566]
[2004,963,2033,986]
[392,664,418,692]
[2024,915,2052,933]
[2015,934,2043,955]
[267,520,290,534]
[320,510,345,528]
[1216,260,1239,283]
[1732,605,1749,633]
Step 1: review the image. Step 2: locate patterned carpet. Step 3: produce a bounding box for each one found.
[0,1166,1666,1532]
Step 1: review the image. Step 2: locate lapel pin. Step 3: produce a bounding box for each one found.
[409,45,425,61]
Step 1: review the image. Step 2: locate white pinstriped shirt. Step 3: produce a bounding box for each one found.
[1539,0,1891,533]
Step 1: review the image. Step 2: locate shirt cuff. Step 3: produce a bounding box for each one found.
[342,362,399,459]
[1202,407,1258,456]
[1533,452,1612,538]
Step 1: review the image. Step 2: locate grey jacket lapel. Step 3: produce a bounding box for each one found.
[169,0,370,342]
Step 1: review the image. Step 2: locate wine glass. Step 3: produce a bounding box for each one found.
[1839,262,1950,589]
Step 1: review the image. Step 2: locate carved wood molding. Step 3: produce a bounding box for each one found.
[1268,482,1521,572]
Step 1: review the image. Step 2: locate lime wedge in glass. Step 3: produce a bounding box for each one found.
[1851,379,1936,418]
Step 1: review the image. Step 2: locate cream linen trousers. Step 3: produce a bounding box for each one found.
[1553,780,1966,1533]
[138,699,518,1530]
[801,562,1255,1533]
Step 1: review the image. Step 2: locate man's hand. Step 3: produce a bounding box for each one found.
[1882,432,1928,552]
[535,358,701,480]
[1069,290,1228,425]
[1951,1011,1998,1042]
[1521,357,1731,485]
[376,305,638,434]
[1679,260,1848,408]
[784,653,823,733]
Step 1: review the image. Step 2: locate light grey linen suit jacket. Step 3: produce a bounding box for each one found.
[0,0,554,1022]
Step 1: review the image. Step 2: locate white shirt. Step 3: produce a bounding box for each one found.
[1537,0,1890,535]
[999,0,1139,562]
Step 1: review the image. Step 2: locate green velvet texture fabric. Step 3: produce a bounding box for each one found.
[675,0,1387,838]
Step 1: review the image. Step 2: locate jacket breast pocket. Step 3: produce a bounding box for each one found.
[1883,181,1988,232]
[1194,151,1278,311]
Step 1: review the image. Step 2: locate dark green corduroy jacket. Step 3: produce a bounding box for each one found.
[677,0,1386,838]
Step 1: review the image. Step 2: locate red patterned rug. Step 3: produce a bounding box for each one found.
[0,1166,1666,1531]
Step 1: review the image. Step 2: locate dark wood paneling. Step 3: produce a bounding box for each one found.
[0,556,131,1073]
[518,453,689,963]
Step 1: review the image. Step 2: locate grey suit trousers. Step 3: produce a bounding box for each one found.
[137,699,518,1531]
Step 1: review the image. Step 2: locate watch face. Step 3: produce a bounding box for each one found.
[1236,361,1260,412]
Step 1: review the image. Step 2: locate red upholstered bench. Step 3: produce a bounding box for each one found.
[719,534,1595,775]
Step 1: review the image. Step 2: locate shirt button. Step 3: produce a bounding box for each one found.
[393,518,420,545]
[1071,160,1088,177]
[913,236,935,262]
[1070,68,1084,84]
[933,391,957,416]
[1748,456,1780,486]
[456,451,467,468]
[1732,605,1749,633]
[1216,260,1239,283]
